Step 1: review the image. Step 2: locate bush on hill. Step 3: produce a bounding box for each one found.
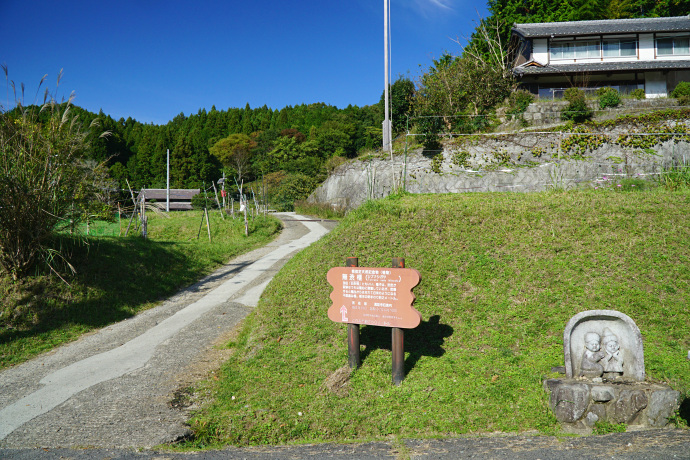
[0,77,112,280]
[562,87,593,122]
[672,81,690,105]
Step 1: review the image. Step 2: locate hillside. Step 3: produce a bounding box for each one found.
[188,189,690,446]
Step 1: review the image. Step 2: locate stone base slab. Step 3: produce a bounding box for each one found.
[545,378,680,433]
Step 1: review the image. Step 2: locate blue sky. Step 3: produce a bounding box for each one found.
[1,0,488,125]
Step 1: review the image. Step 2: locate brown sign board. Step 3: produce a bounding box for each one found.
[327,267,422,329]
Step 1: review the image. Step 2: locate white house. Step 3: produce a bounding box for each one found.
[510,15,690,98]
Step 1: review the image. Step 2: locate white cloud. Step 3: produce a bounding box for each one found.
[426,0,454,10]
[401,0,456,18]
[389,0,473,26]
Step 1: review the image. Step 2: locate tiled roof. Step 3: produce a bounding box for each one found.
[512,15,690,38]
[514,59,690,76]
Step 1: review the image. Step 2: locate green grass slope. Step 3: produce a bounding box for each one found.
[189,190,690,446]
[0,212,281,368]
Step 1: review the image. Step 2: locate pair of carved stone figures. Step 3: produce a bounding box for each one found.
[580,328,624,379]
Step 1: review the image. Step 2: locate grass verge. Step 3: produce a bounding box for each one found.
[0,211,281,368]
[188,189,690,446]
[294,200,347,220]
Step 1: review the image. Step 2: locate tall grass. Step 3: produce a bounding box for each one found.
[294,200,347,220]
[658,163,690,190]
[0,69,113,279]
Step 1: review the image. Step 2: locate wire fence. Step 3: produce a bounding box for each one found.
[400,127,690,166]
[356,129,690,201]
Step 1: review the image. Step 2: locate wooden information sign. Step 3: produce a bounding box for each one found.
[327,266,421,329]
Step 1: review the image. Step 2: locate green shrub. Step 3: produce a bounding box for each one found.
[671,81,690,105]
[561,87,593,123]
[506,89,535,118]
[191,193,217,209]
[593,421,626,435]
[417,116,443,152]
[630,88,646,100]
[563,87,584,103]
[597,87,622,109]
[657,161,690,190]
[264,171,320,211]
[325,155,347,174]
[618,177,648,191]
[294,200,347,219]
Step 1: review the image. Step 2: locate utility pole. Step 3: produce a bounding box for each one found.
[166,148,170,212]
[383,0,392,154]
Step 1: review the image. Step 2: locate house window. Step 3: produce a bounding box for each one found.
[657,36,690,56]
[603,39,637,57]
[550,40,600,60]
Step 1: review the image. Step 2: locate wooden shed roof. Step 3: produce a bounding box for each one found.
[138,189,201,201]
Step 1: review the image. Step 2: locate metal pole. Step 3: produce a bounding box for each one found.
[392,257,405,385]
[403,115,409,192]
[346,257,360,369]
[166,148,170,212]
[383,0,392,154]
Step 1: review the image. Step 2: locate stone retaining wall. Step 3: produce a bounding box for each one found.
[309,131,690,210]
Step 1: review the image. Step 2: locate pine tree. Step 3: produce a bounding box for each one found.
[241,103,253,135]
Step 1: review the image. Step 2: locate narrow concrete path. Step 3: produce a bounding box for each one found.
[0,213,335,448]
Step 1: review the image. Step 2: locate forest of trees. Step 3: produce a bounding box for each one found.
[69,103,384,198]
[478,0,690,46]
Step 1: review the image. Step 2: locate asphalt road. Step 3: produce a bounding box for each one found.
[1,430,690,459]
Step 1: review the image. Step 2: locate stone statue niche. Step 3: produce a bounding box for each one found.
[564,310,644,382]
[546,310,680,432]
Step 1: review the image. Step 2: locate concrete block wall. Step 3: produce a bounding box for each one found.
[516,98,680,127]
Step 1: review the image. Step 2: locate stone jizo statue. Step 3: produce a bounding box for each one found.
[552,310,680,432]
[602,328,624,379]
[579,331,605,378]
[564,310,644,381]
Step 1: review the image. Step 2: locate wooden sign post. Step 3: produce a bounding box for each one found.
[327,258,421,385]
[391,257,405,386]
[346,257,360,369]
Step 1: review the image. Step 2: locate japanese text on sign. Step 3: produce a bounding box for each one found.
[327,266,421,329]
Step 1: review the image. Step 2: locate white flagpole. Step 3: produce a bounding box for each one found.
[383,0,392,154]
